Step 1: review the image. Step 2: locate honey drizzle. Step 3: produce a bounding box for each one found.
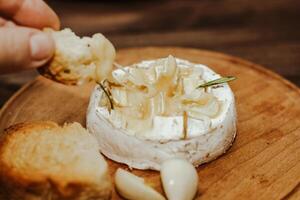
[183,111,188,139]
[106,58,220,137]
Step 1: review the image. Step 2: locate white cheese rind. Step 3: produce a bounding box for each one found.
[87,58,236,170]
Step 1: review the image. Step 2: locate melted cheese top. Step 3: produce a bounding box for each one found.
[97,56,234,142]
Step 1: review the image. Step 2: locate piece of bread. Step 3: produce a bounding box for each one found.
[0,121,112,200]
[40,28,116,85]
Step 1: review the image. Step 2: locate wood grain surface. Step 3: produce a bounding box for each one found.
[0,47,299,199]
[1,0,299,107]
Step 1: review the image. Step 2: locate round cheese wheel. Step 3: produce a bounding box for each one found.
[87,57,236,170]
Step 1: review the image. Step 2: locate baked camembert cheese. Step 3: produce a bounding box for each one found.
[87,55,236,170]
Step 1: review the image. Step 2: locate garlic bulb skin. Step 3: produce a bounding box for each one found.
[161,158,198,200]
[115,168,166,200]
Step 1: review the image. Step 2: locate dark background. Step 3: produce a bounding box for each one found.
[1,0,299,107]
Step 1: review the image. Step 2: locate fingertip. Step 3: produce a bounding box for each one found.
[52,15,60,31]
[47,6,60,30]
[5,0,61,31]
[0,27,54,73]
[29,32,55,68]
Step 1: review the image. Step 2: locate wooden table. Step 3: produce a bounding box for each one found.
[0,0,299,107]
[1,47,299,200]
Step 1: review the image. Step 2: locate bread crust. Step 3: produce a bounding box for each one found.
[0,121,112,200]
[38,65,79,86]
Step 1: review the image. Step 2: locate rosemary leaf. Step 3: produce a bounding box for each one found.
[197,76,236,89]
[97,81,114,112]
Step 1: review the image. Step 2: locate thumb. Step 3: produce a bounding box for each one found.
[0,27,55,74]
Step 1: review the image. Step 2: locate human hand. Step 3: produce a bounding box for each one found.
[0,0,60,74]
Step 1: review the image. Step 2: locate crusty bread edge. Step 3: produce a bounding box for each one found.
[0,121,112,200]
[38,65,79,86]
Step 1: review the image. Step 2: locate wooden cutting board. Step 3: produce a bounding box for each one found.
[0,47,299,200]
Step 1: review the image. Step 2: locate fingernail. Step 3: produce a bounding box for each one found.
[30,32,53,61]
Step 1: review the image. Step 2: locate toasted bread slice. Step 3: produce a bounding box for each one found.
[40,28,116,85]
[0,121,112,200]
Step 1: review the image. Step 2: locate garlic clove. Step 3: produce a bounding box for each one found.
[128,68,146,86]
[111,87,128,106]
[90,33,116,82]
[161,158,198,200]
[187,96,220,118]
[115,168,166,200]
[144,65,158,85]
[165,55,177,77]
[183,77,204,95]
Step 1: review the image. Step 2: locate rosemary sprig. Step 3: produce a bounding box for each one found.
[97,80,114,112]
[197,76,236,89]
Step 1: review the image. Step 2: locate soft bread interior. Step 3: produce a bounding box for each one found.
[0,121,111,199]
[41,28,116,85]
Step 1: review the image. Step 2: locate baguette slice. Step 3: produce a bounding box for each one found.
[0,121,112,200]
[40,28,116,85]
